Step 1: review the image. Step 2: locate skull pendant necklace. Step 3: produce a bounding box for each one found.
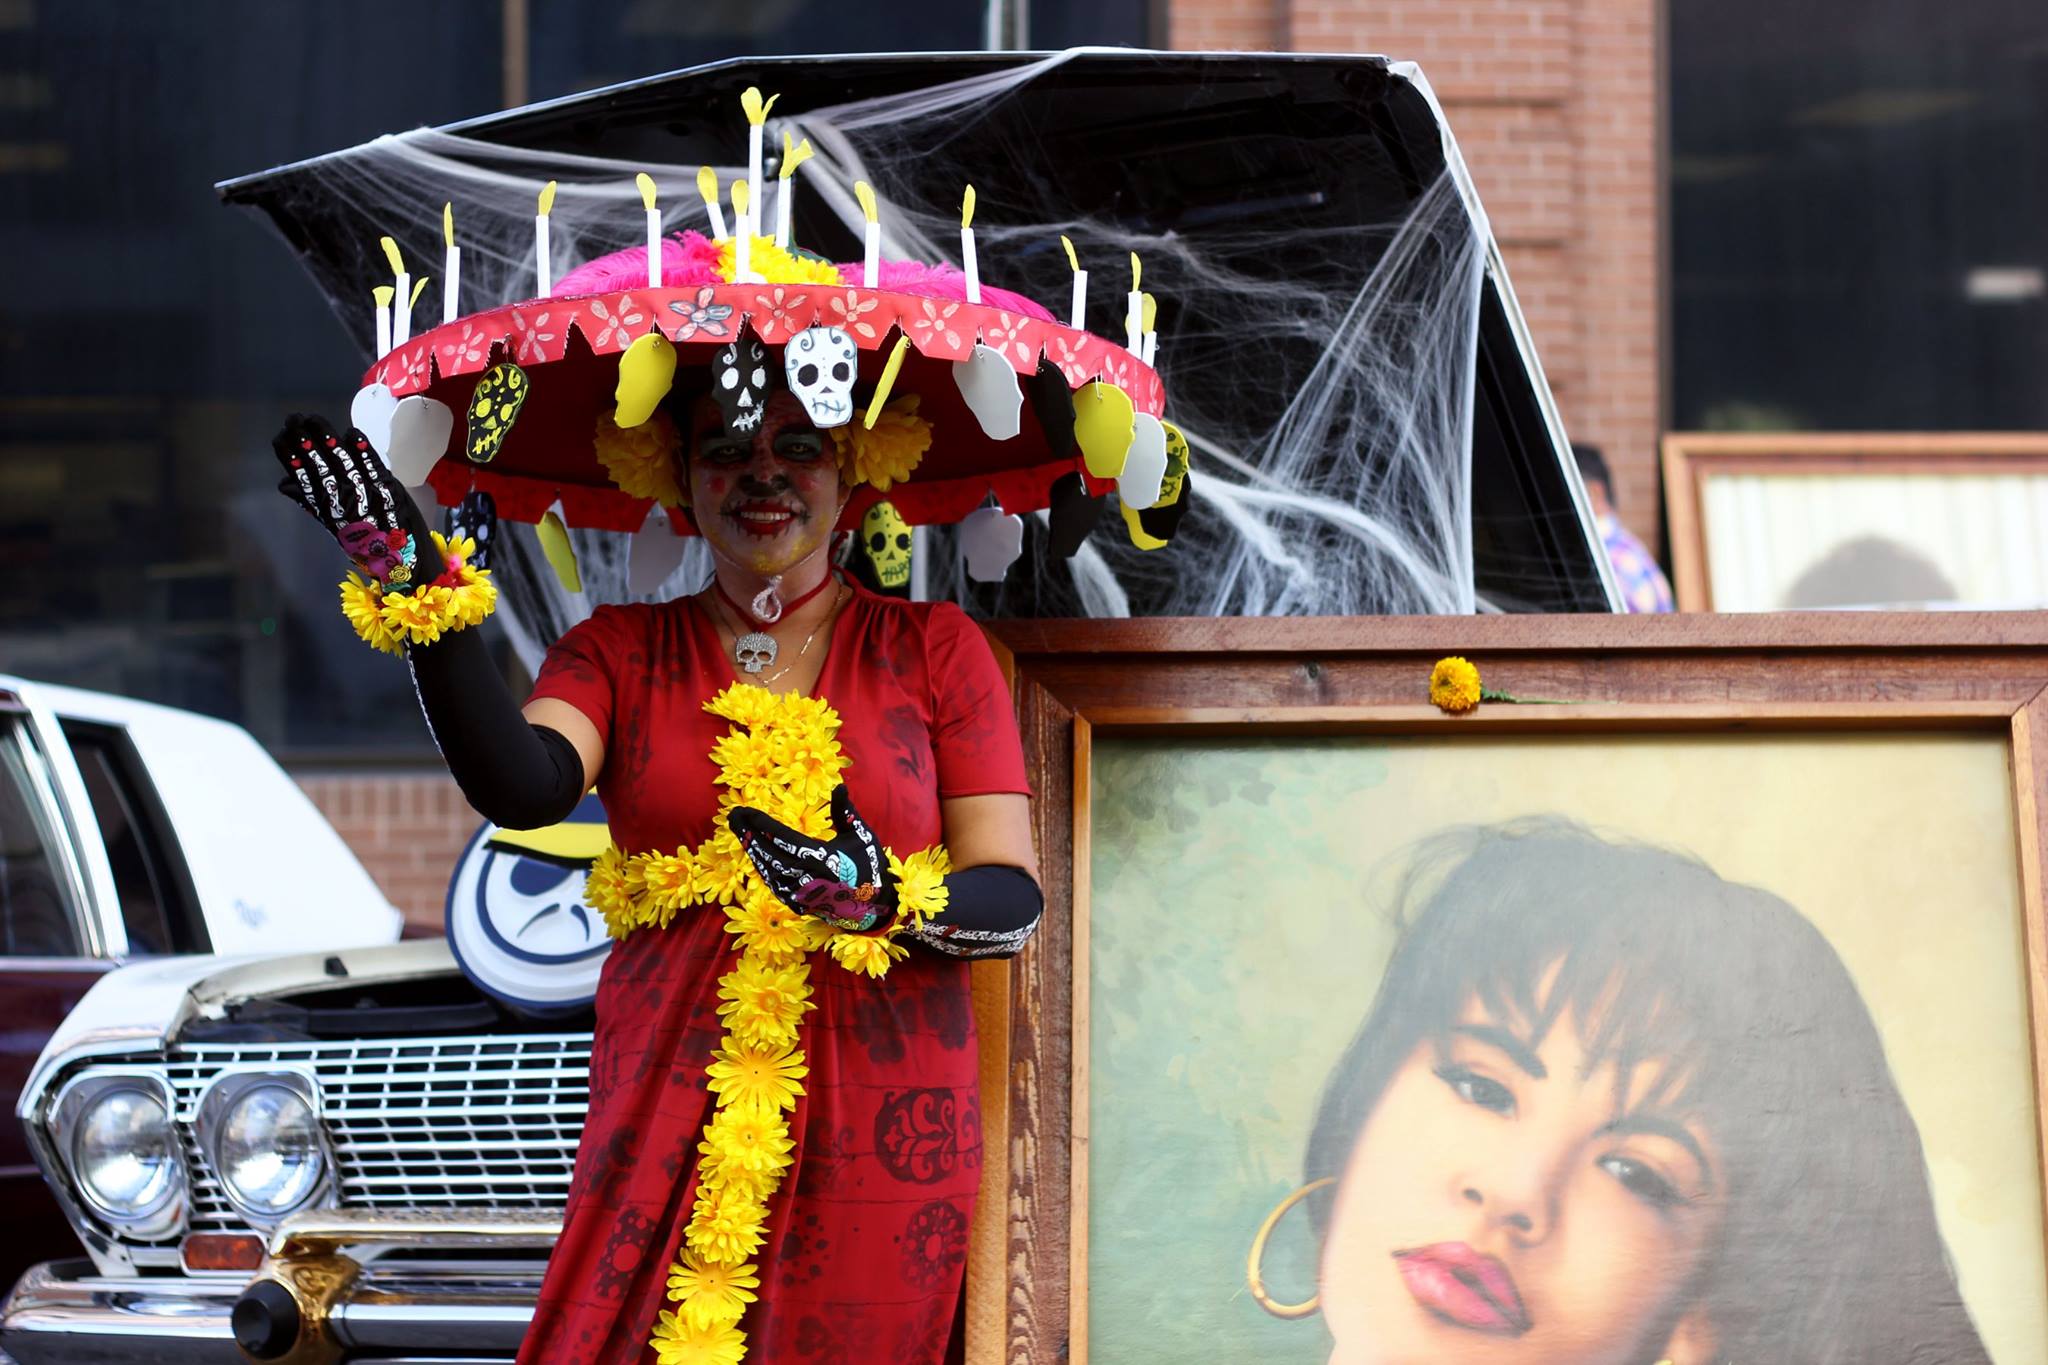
[713,572,840,677]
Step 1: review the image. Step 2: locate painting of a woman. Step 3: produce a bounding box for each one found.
[1269,818,1990,1364]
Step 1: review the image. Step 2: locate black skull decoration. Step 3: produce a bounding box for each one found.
[713,319,774,435]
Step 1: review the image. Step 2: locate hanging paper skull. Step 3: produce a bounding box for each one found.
[712,320,773,435]
[783,326,857,428]
[862,500,913,591]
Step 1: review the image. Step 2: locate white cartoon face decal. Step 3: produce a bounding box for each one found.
[783,326,858,428]
[445,793,612,1014]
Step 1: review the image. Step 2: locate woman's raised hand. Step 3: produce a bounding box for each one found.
[271,414,443,587]
[728,785,898,932]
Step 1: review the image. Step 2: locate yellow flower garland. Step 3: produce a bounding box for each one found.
[587,683,948,1364]
[339,533,497,656]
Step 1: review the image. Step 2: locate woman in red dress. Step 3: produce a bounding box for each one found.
[515,382,1039,1363]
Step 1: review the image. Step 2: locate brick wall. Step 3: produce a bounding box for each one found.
[1168,0,1666,551]
[296,770,478,931]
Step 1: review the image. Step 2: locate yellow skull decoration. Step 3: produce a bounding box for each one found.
[862,500,913,590]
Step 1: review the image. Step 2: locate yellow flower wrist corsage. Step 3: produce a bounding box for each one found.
[339,532,497,655]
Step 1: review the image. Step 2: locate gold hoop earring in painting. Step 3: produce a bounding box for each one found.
[1247,1177,1335,1318]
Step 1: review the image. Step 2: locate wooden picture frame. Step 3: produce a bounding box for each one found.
[1661,432,2048,612]
[964,613,2048,1365]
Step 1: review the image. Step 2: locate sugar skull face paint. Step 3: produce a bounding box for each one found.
[689,391,846,579]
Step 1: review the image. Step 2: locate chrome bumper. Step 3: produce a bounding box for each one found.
[1,1209,561,1364]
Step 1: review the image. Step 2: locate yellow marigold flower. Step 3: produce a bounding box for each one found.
[685,1184,769,1263]
[693,832,752,905]
[339,575,406,655]
[586,845,642,939]
[594,408,685,507]
[650,1308,747,1365]
[431,530,475,565]
[706,682,776,728]
[828,931,908,979]
[379,586,449,645]
[1429,656,1483,714]
[827,395,932,490]
[889,845,952,931]
[700,1106,794,1183]
[714,235,844,287]
[715,958,814,1049]
[705,1041,807,1115]
[447,572,497,628]
[723,893,811,962]
[665,1253,760,1329]
[639,850,697,924]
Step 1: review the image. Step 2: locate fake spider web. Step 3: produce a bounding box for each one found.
[284,51,1493,664]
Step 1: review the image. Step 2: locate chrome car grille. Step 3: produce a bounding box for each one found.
[164,1033,592,1232]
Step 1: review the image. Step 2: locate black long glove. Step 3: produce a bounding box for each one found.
[730,785,1045,958]
[271,414,444,588]
[270,414,584,831]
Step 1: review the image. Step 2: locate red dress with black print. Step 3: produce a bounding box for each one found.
[515,581,1028,1365]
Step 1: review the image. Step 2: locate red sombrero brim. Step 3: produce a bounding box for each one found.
[370,284,1165,533]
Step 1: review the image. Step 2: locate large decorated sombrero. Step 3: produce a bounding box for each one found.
[356,89,1187,560]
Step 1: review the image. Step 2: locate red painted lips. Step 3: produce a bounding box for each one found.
[1393,1242,1532,1336]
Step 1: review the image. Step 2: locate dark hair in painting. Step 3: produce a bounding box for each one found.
[1306,817,1991,1365]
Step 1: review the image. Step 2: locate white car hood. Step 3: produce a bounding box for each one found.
[19,940,457,1119]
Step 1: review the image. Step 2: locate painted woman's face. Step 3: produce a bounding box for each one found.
[1319,993,1722,1365]
[688,390,846,579]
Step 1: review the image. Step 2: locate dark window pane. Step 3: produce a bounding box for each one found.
[1671,0,2048,431]
[0,720,82,957]
[59,720,207,956]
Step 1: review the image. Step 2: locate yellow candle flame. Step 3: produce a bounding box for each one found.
[741,87,780,126]
[379,235,404,276]
[731,179,751,217]
[697,165,719,205]
[372,285,395,307]
[636,172,657,211]
[779,132,813,180]
[864,335,912,429]
[1060,234,1079,272]
[1142,292,1157,331]
[442,202,455,248]
[961,184,976,230]
[1130,251,1141,292]
[854,180,878,224]
[410,277,429,308]
[538,180,558,217]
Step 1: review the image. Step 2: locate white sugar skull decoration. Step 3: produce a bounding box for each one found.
[783,326,857,428]
[713,320,773,435]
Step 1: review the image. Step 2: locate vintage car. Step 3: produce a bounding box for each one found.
[2,941,578,1364]
[0,674,402,1304]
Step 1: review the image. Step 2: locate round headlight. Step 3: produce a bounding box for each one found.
[71,1086,178,1219]
[216,1084,324,1215]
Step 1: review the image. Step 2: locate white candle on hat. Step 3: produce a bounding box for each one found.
[855,180,881,288]
[741,87,779,242]
[732,179,753,283]
[637,172,661,289]
[775,132,813,251]
[441,202,460,324]
[697,166,728,241]
[535,180,557,297]
[1061,235,1086,331]
[960,184,980,305]
[382,236,410,346]
[373,285,393,357]
[1125,252,1143,355]
[1141,292,1157,366]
